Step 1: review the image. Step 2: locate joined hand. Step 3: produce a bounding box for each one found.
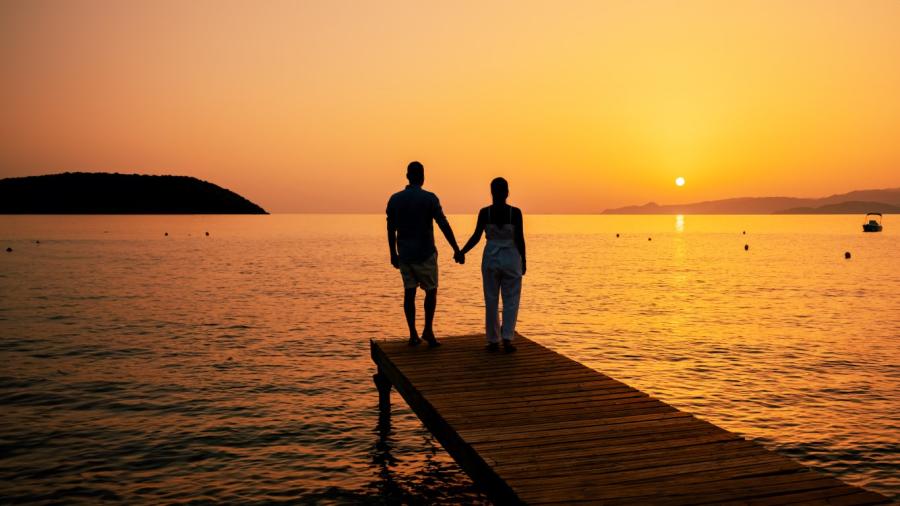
[453,251,465,264]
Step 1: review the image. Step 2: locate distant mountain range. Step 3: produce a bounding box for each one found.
[602,188,900,215]
[0,172,267,214]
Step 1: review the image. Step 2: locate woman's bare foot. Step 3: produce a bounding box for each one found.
[422,331,441,347]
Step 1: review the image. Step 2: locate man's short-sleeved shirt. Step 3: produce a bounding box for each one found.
[386,185,448,263]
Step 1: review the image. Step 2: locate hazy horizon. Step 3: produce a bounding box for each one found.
[3,171,900,215]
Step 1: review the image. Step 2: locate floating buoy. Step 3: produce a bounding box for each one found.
[5,247,11,253]
[744,244,749,251]
[844,251,851,259]
[616,233,619,238]
[164,232,168,236]
[742,231,746,235]
[35,240,40,244]
[648,237,652,241]
[205,231,209,236]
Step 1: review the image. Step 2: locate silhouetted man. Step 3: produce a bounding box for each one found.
[386,161,461,347]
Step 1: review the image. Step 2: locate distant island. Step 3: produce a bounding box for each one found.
[0,172,267,214]
[603,187,900,215]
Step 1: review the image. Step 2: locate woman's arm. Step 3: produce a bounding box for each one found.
[460,208,487,255]
[514,207,526,275]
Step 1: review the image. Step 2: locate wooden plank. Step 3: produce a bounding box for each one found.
[410,367,606,388]
[396,364,596,382]
[483,426,733,464]
[448,394,666,418]
[458,411,694,440]
[471,417,719,452]
[432,386,645,407]
[448,404,680,431]
[507,453,802,491]
[386,344,573,361]
[433,390,656,411]
[487,431,742,470]
[370,335,891,505]
[431,390,648,414]
[460,412,696,444]
[447,406,683,434]
[492,437,757,474]
[387,347,585,364]
[523,472,846,505]
[502,440,769,480]
[424,378,631,401]
[421,377,628,397]
[716,486,890,505]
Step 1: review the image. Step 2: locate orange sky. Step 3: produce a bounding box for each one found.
[2,0,899,213]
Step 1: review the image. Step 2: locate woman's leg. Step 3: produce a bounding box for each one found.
[499,274,522,341]
[499,250,523,341]
[482,263,502,343]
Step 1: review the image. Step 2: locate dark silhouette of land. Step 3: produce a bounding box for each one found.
[776,200,900,214]
[0,172,267,214]
[603,187,900,214]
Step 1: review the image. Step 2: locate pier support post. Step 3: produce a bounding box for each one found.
[373,367,392,415]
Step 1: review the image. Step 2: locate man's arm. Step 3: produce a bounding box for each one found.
[514,207,526,275]
[460,208,487,256]
[433,197,461,254]
[435,214,460,254]
[386,203,399,269]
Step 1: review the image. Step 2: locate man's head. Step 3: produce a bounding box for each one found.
[407,161,425,186]
[491,177,509,202]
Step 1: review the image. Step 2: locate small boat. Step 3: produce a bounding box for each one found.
[862,212,883,232]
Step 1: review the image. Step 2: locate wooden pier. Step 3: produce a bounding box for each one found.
[370,334,891,505]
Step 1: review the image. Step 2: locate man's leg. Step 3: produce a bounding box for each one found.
[423,289,437,335]
[422,289,439,346]
[418,253,440,347]
[404,287,419,344]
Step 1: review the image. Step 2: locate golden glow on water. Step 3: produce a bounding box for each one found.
[0,214,898,501]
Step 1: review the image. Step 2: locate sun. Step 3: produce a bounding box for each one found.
[675,176,686,187]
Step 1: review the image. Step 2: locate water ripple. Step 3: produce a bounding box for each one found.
[0,214,897,502]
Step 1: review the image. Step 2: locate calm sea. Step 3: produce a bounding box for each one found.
[1,214,898,503]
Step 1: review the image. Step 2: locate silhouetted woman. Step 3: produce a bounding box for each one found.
[458,177,526,352]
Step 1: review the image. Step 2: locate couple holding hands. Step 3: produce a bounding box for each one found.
[386,161,526,353]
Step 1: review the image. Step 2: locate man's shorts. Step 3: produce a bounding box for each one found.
[399,253,438,291]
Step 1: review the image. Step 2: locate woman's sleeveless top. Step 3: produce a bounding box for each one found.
[484,207,517,257]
